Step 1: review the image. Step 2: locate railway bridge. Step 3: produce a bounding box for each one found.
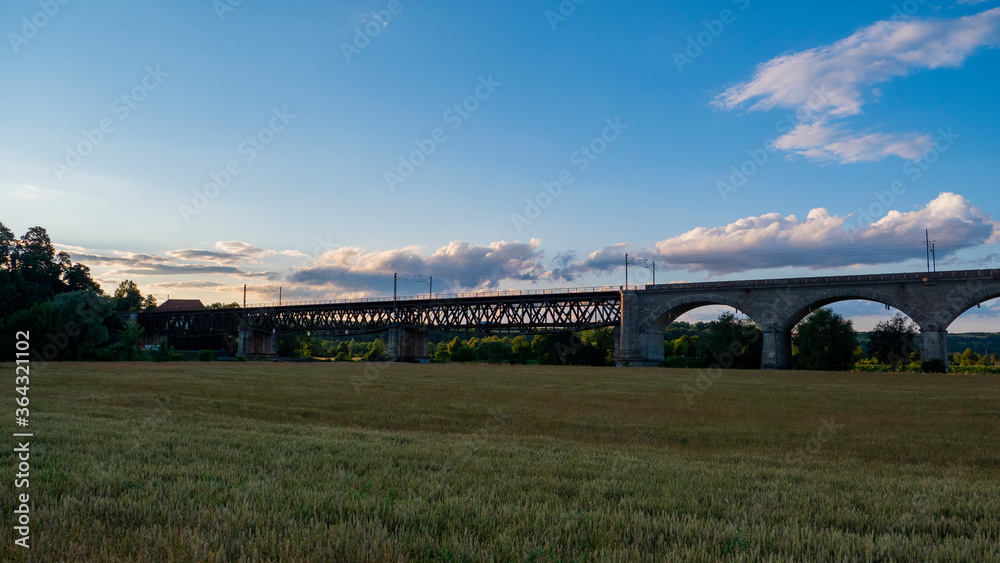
[137,269,1000,368]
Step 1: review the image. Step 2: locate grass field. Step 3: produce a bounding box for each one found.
[2,362,999,561]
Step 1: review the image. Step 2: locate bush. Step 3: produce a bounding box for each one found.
[852,362,920,373]
[152,338,183,362]
[659,356,705,369]
[921,359,948,374]
[197,350,214,362]
[235,355,246,362]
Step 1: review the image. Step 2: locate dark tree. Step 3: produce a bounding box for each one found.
[794,308,858,371]
[868,313,918,371]
[476,339,514,364]
[50,289,115,360]
[510,335,534,364]
[702,312,762,369]
[0,222,14,270]
[113,280,144,312]
[63,263,100,292]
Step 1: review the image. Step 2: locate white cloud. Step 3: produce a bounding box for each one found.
[644,193,997,274]
[773,122,933,163]
[715,8,1000,163]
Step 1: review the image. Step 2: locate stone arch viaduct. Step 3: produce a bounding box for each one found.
[139,269,1000,367]
[619,269,1000,367]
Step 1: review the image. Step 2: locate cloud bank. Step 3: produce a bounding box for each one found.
[288,239,548,293]
[648,192,997,274]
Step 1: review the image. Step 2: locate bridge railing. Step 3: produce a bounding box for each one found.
[645,269,999,291]
[159,269,999,312]
[242,285,622,309]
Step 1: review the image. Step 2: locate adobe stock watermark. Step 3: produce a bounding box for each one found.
[8,0,72,53]
[716,85,830,202]
[673,0,751,73]
[885,0,931,34]
[51,65,169,182]
[844,127,959,241]
[384,74,501,192]
[545,0,586,31]
[179,107,296,222]
[213,0,245,22]
[341,0,411,62]
[511,117,628,233]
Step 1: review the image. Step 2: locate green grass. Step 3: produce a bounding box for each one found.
[2,362,999,561]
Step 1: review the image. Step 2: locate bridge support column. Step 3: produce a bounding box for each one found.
[920,328,949,369]
[389,326,428,362]
[268,332,278,357]
[237,329,251,357]
[761,329,792,369]
[614,291,662,366]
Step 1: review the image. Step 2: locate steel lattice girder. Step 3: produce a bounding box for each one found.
[137,291,622,337]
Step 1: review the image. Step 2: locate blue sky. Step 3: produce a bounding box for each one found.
[3,0,999,330]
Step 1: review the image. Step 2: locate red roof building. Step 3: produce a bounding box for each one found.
[155,299,206,312]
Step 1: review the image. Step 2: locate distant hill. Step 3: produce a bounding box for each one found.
[858,332,1000,356]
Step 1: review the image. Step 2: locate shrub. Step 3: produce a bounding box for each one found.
[197,350,214,362]
[921,359,948,374]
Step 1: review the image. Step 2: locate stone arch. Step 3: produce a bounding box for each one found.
[773,287,922,333]
[922,284,1000,332]
[638,293,765,333]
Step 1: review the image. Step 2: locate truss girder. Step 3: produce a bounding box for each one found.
[137,292,622,337]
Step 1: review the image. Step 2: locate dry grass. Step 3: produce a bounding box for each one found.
[2,362,998,561]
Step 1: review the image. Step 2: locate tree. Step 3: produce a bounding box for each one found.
[0,222,15,270]
[510,335,534,364]
[530,334,566,365]
[447,337,475,362]
[118,318,144,361]
[49,289,114,360]
[957,348,981,366]
[113,280,144,312]
[364,338,387,362]
[868,314,918,371]
[580,328,614,365]
[0,301,59,361]
[476,339,513,364]
[13,226,58,279]
[63,263,99,292]
[432,344,452,363]
[702,312,761,369]
[669,334,700,358]
[793,308,858,371]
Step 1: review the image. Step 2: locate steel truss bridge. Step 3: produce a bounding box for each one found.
[137,286,623,338]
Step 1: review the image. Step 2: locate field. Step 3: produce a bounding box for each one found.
[2,362,999,562]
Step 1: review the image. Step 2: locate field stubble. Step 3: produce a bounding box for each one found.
[1,363,998,561]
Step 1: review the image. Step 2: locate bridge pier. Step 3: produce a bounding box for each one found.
[389,326,429,362]
[238,329,278,358]
[238,329,250,357]
[761,329,793,369]
[614,291,664,366]
[920,328,949,368]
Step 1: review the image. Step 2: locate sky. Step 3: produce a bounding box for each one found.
[3,0,999,331]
